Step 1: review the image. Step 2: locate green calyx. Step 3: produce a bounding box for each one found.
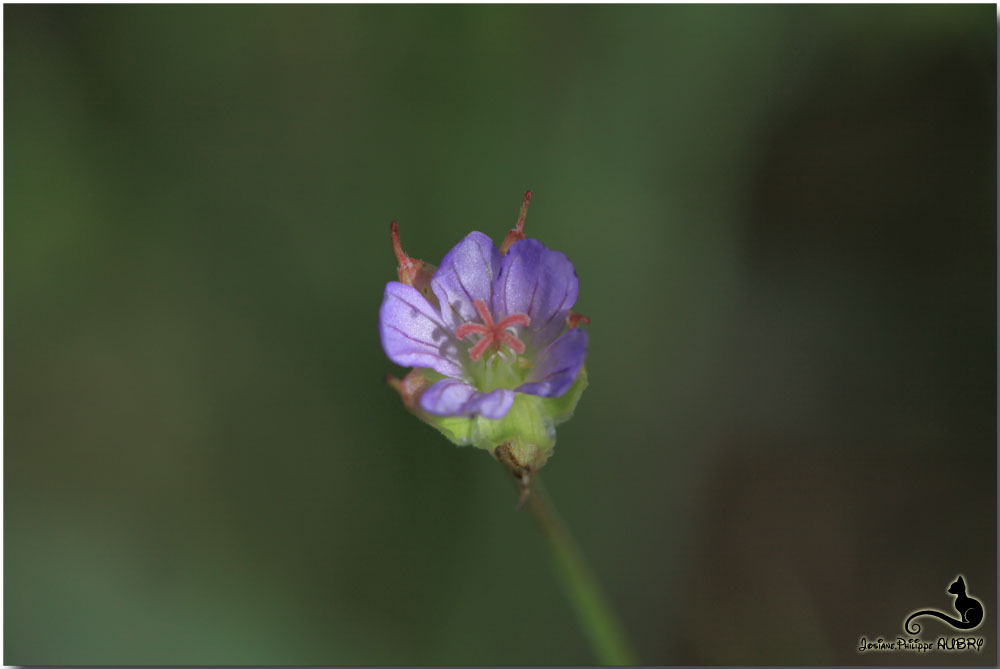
[413,367,588,473]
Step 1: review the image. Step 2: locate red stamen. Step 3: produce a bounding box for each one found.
[496,331,526,355]
[469,336,493,362]
[472,298,495,329]
[455,323,489,339]
[496,313,531,330]
[454,297,531,361]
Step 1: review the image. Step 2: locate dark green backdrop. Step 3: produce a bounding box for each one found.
[4,5,996,665]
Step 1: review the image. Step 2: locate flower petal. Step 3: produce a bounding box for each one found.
[419,378,477,415]
[420,379,515,419]
[463,387,516,419]
[379,282,464,379]
[493,238,578,350]
[431,232,502,331]
[516,328,587,398]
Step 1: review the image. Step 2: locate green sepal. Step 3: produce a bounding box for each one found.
[412,366,588,463]
[541,366,588,426]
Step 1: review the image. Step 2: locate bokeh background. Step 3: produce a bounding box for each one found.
[4,4,996,665]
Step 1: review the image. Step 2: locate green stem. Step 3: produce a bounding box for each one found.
[525,479,640,666]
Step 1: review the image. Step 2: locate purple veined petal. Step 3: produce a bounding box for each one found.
[431,232,502,331]
[420,378,515,419]
[462,387,515,419]
[493,238,578,351]
[419,378,477,415]
[516,328,587,398]
[379,282,465,379]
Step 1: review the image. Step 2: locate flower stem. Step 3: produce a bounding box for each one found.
[525,479,640,666]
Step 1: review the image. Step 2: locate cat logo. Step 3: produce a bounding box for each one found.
[904,575,985,634]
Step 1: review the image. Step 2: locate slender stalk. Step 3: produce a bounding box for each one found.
[525,479,640,666]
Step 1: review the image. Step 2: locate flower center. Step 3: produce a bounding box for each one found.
[454,298,531,362]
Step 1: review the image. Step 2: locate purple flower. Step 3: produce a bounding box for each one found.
[379,231,588,420]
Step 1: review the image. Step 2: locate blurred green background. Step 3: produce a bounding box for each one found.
[4,4,996,665]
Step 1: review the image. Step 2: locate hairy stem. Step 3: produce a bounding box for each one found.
[525,479,640,666]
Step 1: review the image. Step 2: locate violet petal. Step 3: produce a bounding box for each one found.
[462,387,516,419]
[430,231,502,331]
[493,238,578,350]
[379,281,465,379]
[420,378,515,419]
[516,328,587,398]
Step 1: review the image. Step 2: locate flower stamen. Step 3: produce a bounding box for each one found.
[455,298,531,361]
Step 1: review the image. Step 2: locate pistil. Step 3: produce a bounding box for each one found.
[455,298,531,361]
